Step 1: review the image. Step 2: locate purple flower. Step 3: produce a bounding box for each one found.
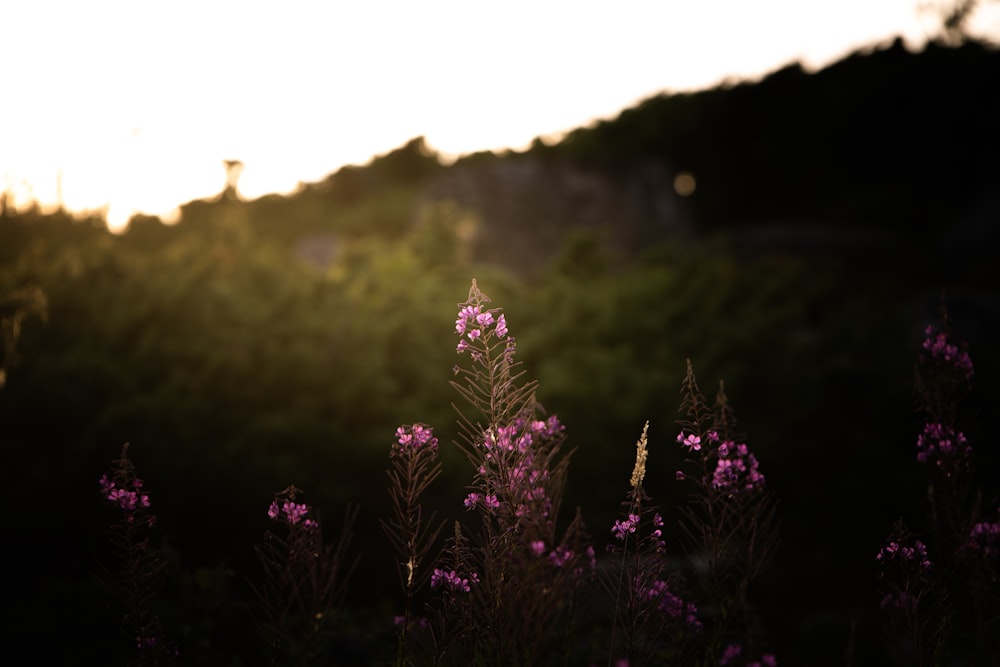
[641,579,701,628]
[454,299,511,351]
[464,492,479,509]
[283,501,309,524]
[394,423,439,452]
[100,475,151,512]
[431,568,478,593]
[612,513,640,541]
[677,431,702,451]
[548,545,574,567]
[495,313,508,338]
[921,324,974,380]
[266,494,319,530]
[877,537,932,574]
[464,492,500,511]
[530,540,546,556]
[454,305,480,339]
[967,520,1000,558]
[916,421,972,476]
[529,415,563,440]
[460,305,480,323]
[711,440,765,496]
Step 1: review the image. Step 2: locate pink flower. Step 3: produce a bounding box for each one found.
[464,492,479,509]
[265,493,319,530]
[921,324,974,380]
[395,423,439,451]
[431,568,478,593]
[677,432,702,451]
[549,545,574,567]
[282,501,309,525]
[612,513,641,541]
[712,441,766,495]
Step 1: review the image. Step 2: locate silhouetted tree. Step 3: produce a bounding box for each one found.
[929,0,999,44]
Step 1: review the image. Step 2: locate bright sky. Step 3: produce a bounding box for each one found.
[2,0,997,231]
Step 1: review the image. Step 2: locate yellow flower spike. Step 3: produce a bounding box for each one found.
[630,420,650,490]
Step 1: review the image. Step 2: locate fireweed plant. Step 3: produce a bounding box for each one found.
[877,314,1000,664]
[249,485,358,666]
[418,279,591,665]
[380,423,447,664]
[98,454,359,666]
[97,443,178,665]
[673,361,779,666]
[447,282,594,665]
[602,420,701,666]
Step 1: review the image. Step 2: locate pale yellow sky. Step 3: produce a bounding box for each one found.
[1,0,997,231]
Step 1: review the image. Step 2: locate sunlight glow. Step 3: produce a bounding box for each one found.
[1,0,995,231]
[674,173,697,198]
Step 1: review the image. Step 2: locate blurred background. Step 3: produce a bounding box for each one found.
[1,1,999,664]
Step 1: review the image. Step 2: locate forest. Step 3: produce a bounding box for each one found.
[1,37,999,665]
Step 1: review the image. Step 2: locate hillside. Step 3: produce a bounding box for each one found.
[159,38,1000,275]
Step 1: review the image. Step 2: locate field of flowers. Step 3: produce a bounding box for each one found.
[92,280,998,666]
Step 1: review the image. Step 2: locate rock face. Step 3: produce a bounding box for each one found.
[419,155,695,272]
